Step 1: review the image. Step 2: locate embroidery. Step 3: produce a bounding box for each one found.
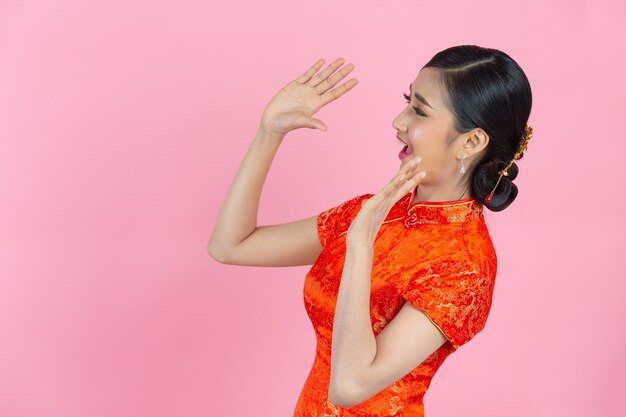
[297,192,497,416]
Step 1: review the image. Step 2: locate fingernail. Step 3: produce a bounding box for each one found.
[421,172,427,178]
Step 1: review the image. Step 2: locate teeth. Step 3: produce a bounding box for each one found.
[397,139,405,146]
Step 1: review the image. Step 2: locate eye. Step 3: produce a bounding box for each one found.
[402,92,426,116]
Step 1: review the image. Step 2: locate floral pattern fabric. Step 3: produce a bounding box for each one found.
[293,187,498,417]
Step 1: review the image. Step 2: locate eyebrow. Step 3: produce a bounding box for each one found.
[409,83,434,110]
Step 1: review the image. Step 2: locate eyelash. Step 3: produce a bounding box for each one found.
[403,92,426,116]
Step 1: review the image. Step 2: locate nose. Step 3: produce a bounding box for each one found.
[392,110,405,132]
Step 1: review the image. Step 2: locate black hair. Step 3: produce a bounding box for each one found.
[422,45,533,212]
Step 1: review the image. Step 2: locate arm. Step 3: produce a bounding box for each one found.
[328,157,448,407]
[328,246,448,408]
[207,57,358,266]
[208,126,325,266]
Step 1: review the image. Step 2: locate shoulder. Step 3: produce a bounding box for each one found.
[317,193,374,248]
[461,216,497,274]
[399,215,496,281]
[318,193,373,227]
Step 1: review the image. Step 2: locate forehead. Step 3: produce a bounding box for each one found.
[410,67,445,110]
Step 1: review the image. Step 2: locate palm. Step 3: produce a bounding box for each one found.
[262,83,322,132]
[260,58,358,135]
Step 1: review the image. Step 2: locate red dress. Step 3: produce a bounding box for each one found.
[293,187,498,417]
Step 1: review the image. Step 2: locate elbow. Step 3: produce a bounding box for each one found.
[207,241,230,264]
[328,378,362,408]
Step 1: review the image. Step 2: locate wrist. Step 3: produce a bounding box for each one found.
[256,122,286,142]
[346,243,374,256]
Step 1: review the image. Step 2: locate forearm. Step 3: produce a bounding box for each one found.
[208,124,285,255]
[329,245,377,394]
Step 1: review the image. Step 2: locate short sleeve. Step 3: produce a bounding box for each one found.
[316,194,372,249]
[400,257,496,351]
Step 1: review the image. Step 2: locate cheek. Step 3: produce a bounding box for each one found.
[408,125,446,168]
[408,126,435,158]
[408,124,425,143]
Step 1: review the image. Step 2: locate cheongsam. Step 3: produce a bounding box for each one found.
[293,186,498,417]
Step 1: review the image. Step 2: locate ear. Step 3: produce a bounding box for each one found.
[462,128,489,156]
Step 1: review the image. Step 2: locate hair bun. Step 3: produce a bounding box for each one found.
[472,158,519,212]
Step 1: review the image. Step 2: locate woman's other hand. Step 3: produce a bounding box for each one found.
[346,155,426,249]
[260,58,358,137]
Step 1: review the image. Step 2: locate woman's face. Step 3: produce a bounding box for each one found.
[392,67,462,186]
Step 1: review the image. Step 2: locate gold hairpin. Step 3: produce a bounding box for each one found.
[485,125,533,203]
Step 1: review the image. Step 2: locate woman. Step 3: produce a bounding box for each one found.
[208,45,533,416]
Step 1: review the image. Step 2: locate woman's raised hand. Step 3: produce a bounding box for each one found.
[260,58,358,137]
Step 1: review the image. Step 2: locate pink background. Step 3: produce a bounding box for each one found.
[1,0,624,416]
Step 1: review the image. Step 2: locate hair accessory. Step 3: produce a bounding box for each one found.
[459,155,466,174]
[485,125,534,203]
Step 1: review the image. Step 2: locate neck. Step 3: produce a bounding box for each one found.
[414,182,470,203]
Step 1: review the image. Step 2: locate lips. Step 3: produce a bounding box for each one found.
[396,135,410,146]
[396,135,412,152]
[396,134,414,160]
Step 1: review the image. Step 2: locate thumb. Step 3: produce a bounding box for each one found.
[306,118,327,132]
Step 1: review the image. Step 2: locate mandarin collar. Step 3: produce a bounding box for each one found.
[392,186,483,227]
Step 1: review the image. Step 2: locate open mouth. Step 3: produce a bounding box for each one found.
[396,136,413,158]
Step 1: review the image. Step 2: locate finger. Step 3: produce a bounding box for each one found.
[401,161,425,186]
[295,58,326,84]
[308,57,346,88]
[397,155,422,178]
[375,156,421,197]
[320,78,359,106]
[316,62,355,95]
[367,157,423,209]
[376,168,411,201]
[306,117,328,131]
[384,165,426,202]
[395,169,427,197]
[293,114,328,131]
[402,155,422,172]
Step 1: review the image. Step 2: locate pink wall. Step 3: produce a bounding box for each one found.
[1,0,624,416]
